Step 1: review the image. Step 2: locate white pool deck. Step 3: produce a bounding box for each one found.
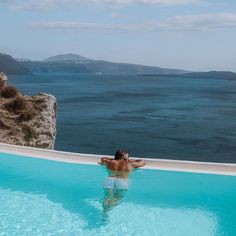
[0,142,236,176]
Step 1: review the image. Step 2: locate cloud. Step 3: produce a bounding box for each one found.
[4,0,202,10]
[30,21,142,31]
[165,12,236,31]
[30,12,236,32]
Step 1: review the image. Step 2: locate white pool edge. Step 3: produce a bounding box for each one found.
[0,142,236,176]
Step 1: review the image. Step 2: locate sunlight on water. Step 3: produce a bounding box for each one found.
[0,188,218,236]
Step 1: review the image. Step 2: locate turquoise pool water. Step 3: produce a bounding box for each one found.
[0,152,236,235]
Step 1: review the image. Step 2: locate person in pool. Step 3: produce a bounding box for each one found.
[99,149,146,219]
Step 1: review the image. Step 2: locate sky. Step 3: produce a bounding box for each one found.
[0,0,236,72]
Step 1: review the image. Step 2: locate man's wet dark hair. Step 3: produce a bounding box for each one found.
[114,149,128,160]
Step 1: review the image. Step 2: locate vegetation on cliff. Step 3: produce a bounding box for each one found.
[0,84,57,149]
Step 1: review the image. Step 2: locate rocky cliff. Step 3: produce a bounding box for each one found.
[0,86,57,149]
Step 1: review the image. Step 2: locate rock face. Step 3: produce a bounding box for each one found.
[0,86,57,149]
[0,72,7,90]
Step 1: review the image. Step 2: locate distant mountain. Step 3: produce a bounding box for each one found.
[2,52,236,78]
[44,53,89,62]
[20,53,188,75]
[0,53,30,75]
[21,61,90,74]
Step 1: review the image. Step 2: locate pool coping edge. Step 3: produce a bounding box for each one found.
[0,142,236,176]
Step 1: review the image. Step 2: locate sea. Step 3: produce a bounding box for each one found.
[7,73,236,163]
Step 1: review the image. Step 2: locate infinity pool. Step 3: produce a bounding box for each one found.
[0,152,236,235]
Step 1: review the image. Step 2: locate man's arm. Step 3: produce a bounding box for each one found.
[130,159,146,168]
[98,157,113,165]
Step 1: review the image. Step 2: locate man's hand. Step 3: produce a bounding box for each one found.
[99,157,112,165]
[130,159,146,168]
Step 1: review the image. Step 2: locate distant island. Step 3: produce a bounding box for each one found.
[0,53,188,75]
[140,71,236,80]
[0,52,236,78]
[0,53,31,75]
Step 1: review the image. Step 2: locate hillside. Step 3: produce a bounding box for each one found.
[44,53,89,62]
[21,61,90,74]
[0,53,30,75]
[2,53,235,77]
[20,53,188,75]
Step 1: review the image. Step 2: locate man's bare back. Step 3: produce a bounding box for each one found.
[100,152,146,179]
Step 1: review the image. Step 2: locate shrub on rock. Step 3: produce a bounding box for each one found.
[5,96,28,112]
[1,86,19,98]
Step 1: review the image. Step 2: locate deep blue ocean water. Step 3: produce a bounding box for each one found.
[8,73,236,162]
